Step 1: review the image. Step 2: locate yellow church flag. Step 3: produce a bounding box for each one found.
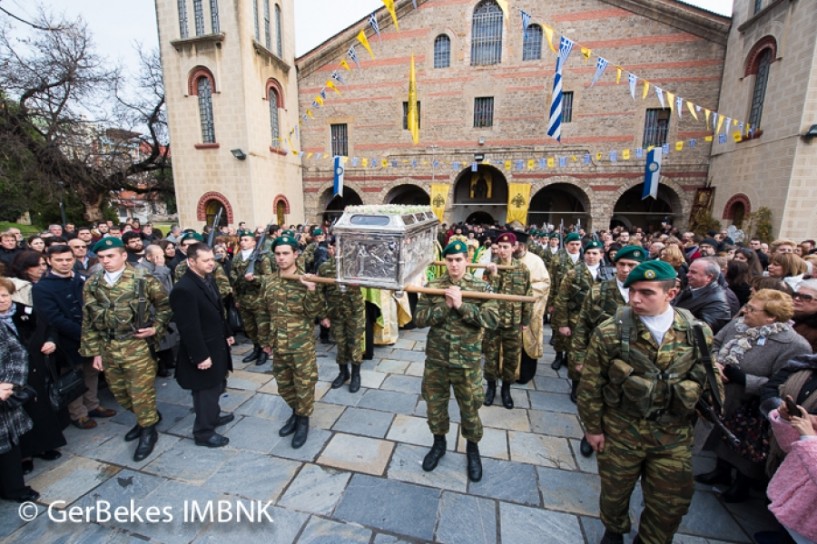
[306,109,314,119]
[506,183,531,225]
[704,108,711,128]
[326,80,341,94]
[686,101,698,120]
[362,158,369,168]
[340,59,351,71]
[543,25,558,53]
[642,81,650,100]
[622,149,631,160]
[666,91,675,110]
[547,157,555,168]
[381,0,399,30]
[616,66,622,84]
[504,160,512,171]
[675,141,684,151]
[527,159,536,171]
[430,183,449,222]
[733,131,742,142]
[716,114,725,134]
[407,54,419,144]
[314,95,324,106]
[357,30,375,59]
[581,47,592,61]
[381,158,389,168]
[704,135,713,142]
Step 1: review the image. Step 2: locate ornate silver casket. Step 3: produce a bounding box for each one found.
[333,205,440,290]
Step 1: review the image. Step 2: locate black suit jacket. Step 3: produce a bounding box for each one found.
[674,281,732,334]
[170,270,233,391]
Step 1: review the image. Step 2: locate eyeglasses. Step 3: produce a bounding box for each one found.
[743,305,766,314]
[793,292,816,303]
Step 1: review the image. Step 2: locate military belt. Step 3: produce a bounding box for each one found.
[106,332,135,341]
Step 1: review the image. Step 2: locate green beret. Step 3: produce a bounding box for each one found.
[280,229,295,238]
[584,240,603,251]
[442,240,468,257]
[623,260,677,288]
[272,235,298,251]
[564,232,581,244]
[237,229,254,238]
[548,232,560,240]
[91,236,124,253]
[530,229,539,236]
[312,228,324,236]
[615,245,647,263]
[180,232,204,243]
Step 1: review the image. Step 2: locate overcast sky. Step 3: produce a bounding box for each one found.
[7,0,732,75]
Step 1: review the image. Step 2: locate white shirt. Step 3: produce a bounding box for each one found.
[616,279,629,303]
[104,267,126,287]
[569,252,580,264]
[549,246,559,254]
[638,306,675,345]
[586,264,599,280]
[240,249,254,260]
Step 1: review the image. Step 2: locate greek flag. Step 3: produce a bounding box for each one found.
[331,71,345,85]
[348,45,360,68]
[642,147,662,200]
[369,12,381,42]
[589,57,608,87]
[411,0,417,7]
[333,155,345,197]
[520,9,531,32]
[546,36,575,142]
[628,73,637,99]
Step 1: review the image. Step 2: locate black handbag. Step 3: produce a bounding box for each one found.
[1,385,38,410]
[45,355,87,412]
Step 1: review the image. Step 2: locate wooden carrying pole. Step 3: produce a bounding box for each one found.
[431,261,515,270]
[280,274,537,303]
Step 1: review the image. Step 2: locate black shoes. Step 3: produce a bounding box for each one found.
[255,351,269,366]
[550,352,565,370]
[216,413,235,427]
[331,364,350,389]
[570,380,579,404]
[466,441,482,482]
[34,450,61,461]
[133,424,158,462]
[5,486,40,503]
[694,459,732,486]
[126,412,162,442]
[242,345,262,363]
[279,412,297,437]
[21,459,33,475]
[292,416,309,449]
[483,381,496,406]
[500,381,514,409]
[579,437,594,457]
[349,364,361,393]
[600,530,624,544]
[422,435,446,472]
[195,433,229,448]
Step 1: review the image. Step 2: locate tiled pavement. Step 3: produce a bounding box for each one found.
[1,327,777,543]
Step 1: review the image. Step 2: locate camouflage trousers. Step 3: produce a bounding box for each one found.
[237,296,263,344]
[273,351,318,417]
[597,416,694,544]
[483,327,522,382]
[103,338,159,427]
[329,306,365,365]
[422,361,484,442]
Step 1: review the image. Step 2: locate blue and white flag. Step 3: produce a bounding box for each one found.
[642,147,662,200]
[676,95,683,117]
[333,155,345,197]
[546,36,575,142]
[628,73,637,99]
[589,57,608,87]
[411,0,417,8]
[369,12,381,42]
[331,71,345,85]
[348,45,360,68]
[655,86,665,108]
[520,9,531,32]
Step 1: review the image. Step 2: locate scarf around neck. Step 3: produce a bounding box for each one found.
[716,317,790,367]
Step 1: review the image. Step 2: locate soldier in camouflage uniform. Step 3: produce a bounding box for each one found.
[570,245,646,458]
[483,232,532,410]
[415,240,499,482]
[80,237,171,462]
[258,234,323,449]
[298,227,325,273]
[174,232,233,299]
[577,260,719,544]
[318,238,366,393]
[230,232,269,365]
[547,232,584,370]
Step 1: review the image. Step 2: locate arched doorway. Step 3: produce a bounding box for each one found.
[612,183,681,231]
[452,164,507,224]
[528,183,590,230]
[320,188,363,223]
[722,194,751,229]
[466,211,495,224]
[385,184,430,205]
[204,199,228,227]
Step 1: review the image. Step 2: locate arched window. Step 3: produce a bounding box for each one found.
[269,87,280,146]
[263,0,271,50]
[209,0,219,33]
[471,1,503,66]
[197,76,215,143]
[275,4,283,57]
[749,48,771,129]
[522,24,542,61]
[193,0,205,36]
[178,0,188,39]
[434,35,451,68]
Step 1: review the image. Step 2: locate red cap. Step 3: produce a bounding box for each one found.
[496,232,517,245]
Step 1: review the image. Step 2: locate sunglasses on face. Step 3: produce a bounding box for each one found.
[793,292,816,303]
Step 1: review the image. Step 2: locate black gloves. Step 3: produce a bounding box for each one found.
[722,364,746,386]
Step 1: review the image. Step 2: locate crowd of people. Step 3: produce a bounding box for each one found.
[1,216,816,544]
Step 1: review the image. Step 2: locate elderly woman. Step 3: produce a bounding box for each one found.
[0,278,40,503]
[695,289,812,502]
[768,253,808,291]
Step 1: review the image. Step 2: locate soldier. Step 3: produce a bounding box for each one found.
[541,231,561,269]
[483,232,532,409]
[577,260,719,544]
[570,245,646,458]
[80,237,171,462]
[552,239,611,399]
[547,232,584,370]
[174,232,232,299]
[318,237,366,393]
[230,232,268,366]
[299,227,325,273]
[415,240,499,482]
[258,234,323,449]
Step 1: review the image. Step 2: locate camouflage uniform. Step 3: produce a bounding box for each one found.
[552,264,603,382]
[546,251,582,352]
[577,307,717,544]
[570,279,627,373]
[299,242,318,273]
[229,252,267,344]
[317,256,365,366]
[415,274,499,442]
[258,269,323,416]
[175,259,232,299]
[483,258,532,382]
[79,266,171,427]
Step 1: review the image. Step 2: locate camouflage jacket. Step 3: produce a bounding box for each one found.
[527,243,546,262]
[257,268,323,353]
[551,264,602,330]
[175,260,232,299]
[571,279,627,368]
[229,251,268,298]
[299,242,318,273]
[317,257,363,318]
[577,307,717,436]
[488,258,532,329]
[79,265,172,357]
[415,274,499,369]
[546,250,582,308]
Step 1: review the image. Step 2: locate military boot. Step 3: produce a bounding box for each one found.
[125,412,161,442]
[695,458,732,486]
[600,530,624,544]
[570,380,579,404]
[242,345,261,363]
[483,380,496,406]
[466,441,482,482]
[278,411,297,437]
[349,364,361,393]
[291,416,309,449]
[133,424,158,462]
[331,364,350,389]
[422,435,446,472]
[500,381,514,409]
[550,351,564,370]
[255,350,269,366]
[156,360,170,378]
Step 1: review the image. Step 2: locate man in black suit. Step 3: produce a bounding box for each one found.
[170,243,235,448]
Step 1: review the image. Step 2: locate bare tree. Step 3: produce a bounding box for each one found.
[0,9,171,221]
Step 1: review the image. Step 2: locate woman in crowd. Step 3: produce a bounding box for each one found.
[9,251,47,306]
[726,259,753,308]
[659,244,688,286]
[695,289,812,502]
[158,240,177,263]
[25,236,45,254]
[768,253,808,291]
[0,278,40,503]
[733,247,764,276]
[750,276,793,296]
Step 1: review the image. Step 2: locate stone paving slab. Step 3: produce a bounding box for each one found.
[500,501,584,544]
[269,428,333,462]
[27,456,120,506]
[508,431,576,470]
[386,443,468,493]
[358,389,419,415]
[297,516,373,544]
[317,433,395,475]
[386,414,460,450]
[435,491,498,544]
[380,374,423,395]
[331,406,395,438]
[528,390,579,414]
[478,405,531,432]
[467,458,541,506]
[222,415,284,453]
[233,391,290,420]
[278,463,352,515]
[528,409,585,439]
[374,359,411,374]
[201,450,300,501]
[456,426,509,460]
[141,440,236,485]
[226,369,273,391]
[537,466,601,516]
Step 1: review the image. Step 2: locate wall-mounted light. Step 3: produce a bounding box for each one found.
[802,124,817,142]
[478,136,485,146]
[230,148,247,160]
[474,153,485,162]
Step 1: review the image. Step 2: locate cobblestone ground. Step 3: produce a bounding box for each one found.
[1,326,777,543]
